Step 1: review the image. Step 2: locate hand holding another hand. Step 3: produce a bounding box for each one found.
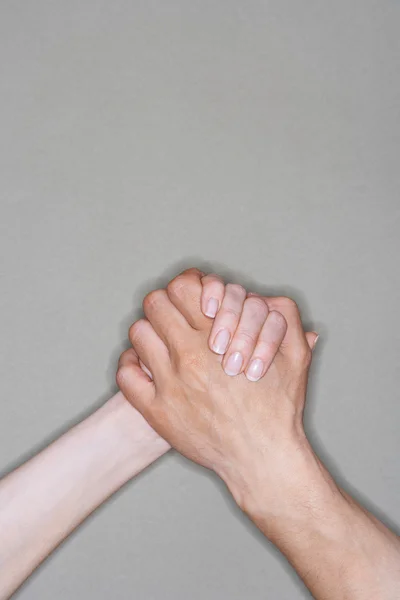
[117,268,319,531]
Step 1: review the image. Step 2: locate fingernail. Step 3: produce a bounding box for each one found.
[313,334,319,350]
[224,352,243,376]
[212,329,230,354]
[246,358,264,382]
[205,297,219,318]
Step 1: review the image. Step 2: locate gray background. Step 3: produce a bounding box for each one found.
[0,1,399,598]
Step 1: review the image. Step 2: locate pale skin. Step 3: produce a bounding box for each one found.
[117,268,400,600]
[0,272,291,598]
[0,393,169,599]
[2,269,399,598]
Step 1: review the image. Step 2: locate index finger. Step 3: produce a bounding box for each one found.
[247,293,309,357]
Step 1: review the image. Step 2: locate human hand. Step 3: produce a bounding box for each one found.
[116,268,318,529]
[129,272,317,384]
[199,273,318,380]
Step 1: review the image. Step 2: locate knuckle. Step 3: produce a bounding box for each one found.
[128,323,137,342]
[235,329,257,346]
[128,319,145,343]
[179,267,203,277]
[167,274,187,297]
[202,273,224,284]
[220,306,240,319]
[246,291,261,297]
[255,339,276,359]
[226,283,247,299]
[269,310,287,330]
[279,296,299,312]
[245,296,268,318]
[116,364,130,388]
[118,348,131,367]
[204,279,225,296]
[143,289,164,310]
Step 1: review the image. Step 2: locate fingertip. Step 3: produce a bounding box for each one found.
[305,331,319,351]
[269,310,288,335]
[201,274,225,317]
[245,357,264,382]
[204,297,219,318]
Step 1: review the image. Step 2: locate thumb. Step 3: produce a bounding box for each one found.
[116,348,156,414]
[305,331,319,351]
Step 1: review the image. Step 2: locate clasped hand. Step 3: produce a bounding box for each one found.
[117,268,318,524]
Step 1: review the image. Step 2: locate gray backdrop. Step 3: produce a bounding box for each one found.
[1,1,399,598]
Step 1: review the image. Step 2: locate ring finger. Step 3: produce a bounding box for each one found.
[245,310,287,382]
[208,283,247,355]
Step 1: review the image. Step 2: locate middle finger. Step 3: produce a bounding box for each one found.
[221,296,269,376]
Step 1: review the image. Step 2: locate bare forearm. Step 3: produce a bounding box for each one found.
[242,441,400,600]
[0,392,169,599]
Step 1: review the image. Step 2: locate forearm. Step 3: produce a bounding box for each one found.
[241,439,400,600]
[0,392,169,599]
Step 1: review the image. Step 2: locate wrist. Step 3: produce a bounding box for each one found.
[89,392,170,484]
[237,437,400,598]
[225,430,345,542]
